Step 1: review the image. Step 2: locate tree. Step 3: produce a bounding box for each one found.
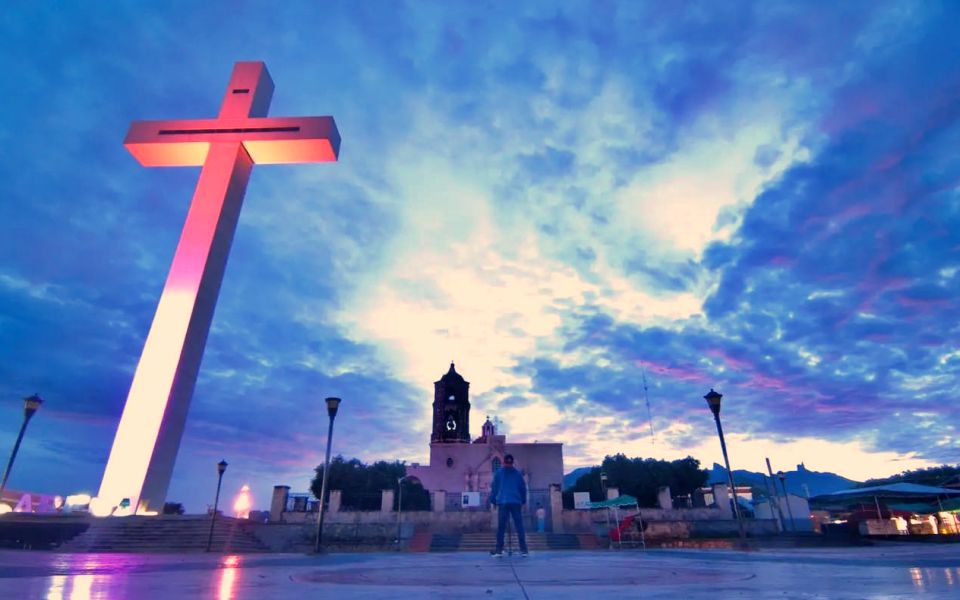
[860,464,960,488]
[571,454,708,507]
[310,456,431,511]
[162,502,185,515]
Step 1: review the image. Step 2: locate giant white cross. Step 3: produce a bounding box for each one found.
[94,62,340,515]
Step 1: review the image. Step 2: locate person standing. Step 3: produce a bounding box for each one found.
[536,503,546,533]
[489,454,528,557]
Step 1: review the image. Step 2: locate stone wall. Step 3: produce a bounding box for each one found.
[269,486,780,545]
[276,508,496,534]
[559,506,728,533]
[558,506,778,538]
[279,501,771,537]
[250,522,404,552]
[252,513,779,552]
[685,519,779,538]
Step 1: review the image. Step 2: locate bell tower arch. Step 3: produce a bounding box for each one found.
[431,362,470,443]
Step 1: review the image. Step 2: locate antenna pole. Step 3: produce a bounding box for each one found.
[643,369,655,445]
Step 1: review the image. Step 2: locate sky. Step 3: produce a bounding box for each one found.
[1,1,958,512]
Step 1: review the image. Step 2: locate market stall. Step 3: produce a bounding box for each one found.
[587,494,645,549]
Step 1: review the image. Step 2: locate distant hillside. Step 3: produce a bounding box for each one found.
[567,462,858,497]
[859,465,960,488]
[707,463,858,498]
[563,466,594,490]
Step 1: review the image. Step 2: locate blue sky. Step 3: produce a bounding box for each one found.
[1,1,958,512]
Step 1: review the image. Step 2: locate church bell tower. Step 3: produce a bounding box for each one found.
[431,362,470,443]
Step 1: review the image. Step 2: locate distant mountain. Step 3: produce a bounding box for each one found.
[563,466,595,490]
[707,463,859,498]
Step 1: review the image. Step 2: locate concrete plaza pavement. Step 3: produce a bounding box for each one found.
[1,543,958,599]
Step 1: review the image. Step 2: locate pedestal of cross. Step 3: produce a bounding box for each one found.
[93,62,340,515]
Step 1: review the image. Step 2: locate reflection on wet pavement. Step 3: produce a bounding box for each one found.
[217,556,239,600]
[908,566,960,592]
[1,545,957,599]
[34,554,249,599]
[44,573,103,600]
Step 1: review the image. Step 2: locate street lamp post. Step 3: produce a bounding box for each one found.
[777,471,795,532]
[395,475,408,547]
[314,397,342,553]
[765,458,787,533]
[0,394,43,498]
[703,389,747,545]
[599,470,612,550]
[206,460,228,552]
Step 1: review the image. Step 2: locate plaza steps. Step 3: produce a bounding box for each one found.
[426,532,586,552]
[0,514,91,550]
[58,515,269,553]
[429,533,462,551]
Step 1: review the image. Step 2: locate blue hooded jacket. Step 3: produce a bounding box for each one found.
[490,465,527,505]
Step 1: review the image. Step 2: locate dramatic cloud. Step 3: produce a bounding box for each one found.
[0,1,957,510]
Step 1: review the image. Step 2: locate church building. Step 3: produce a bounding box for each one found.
[407,363,564,506]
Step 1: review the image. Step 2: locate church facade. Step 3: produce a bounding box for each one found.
[407,363,564,507]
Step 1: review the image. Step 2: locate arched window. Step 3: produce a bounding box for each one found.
[492,458,502,472]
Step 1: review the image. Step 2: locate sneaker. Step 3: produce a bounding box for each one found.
[490,550,503,557]
[520,551,529,557]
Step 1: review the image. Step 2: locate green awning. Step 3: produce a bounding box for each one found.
[887,502,939,514]
[940,497,960,512]
[587,494,639,509]
[869,497,960,514]
[811,483,960,503]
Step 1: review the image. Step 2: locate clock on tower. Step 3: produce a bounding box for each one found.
[431,362,471,443]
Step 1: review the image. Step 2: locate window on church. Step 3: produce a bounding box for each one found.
[446,457,454,468]
[492,458,501,472]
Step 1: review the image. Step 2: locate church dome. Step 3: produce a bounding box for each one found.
[437,362,467,384]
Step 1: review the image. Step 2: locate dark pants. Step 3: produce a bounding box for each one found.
[495,503,528,553]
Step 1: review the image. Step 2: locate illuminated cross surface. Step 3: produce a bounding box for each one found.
[94,62,340,515]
